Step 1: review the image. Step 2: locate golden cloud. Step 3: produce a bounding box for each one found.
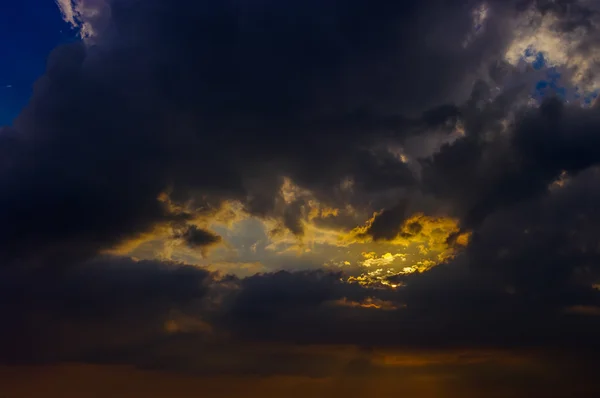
[164,311,214,335]
[564,305,600,317]
[107,180,472,283]
[328,297,400,311]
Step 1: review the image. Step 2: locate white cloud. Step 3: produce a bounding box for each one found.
[505,4,600,96]
[55,0,110,40]
[56,0,78,27]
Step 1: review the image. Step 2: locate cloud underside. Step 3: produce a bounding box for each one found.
[2,0,600,394]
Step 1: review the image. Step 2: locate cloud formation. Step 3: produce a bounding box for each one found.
[3,0,600,396]
[55,0,110,38]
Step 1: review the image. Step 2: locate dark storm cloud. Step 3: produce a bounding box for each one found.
[0,256,215,363]
[465,166,600,296]
[1,254,600,377]
[208,260,600,358]
[0,258,361,376]
[282,199,306,236]
[176,225,222,249]
[0,0,528,267]
[422,97,600,227]
[362,200,409,241]
[5,0,600,392]
[227,270,344,323]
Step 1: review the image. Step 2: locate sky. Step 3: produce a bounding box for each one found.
[3,0,600,397]
[0,1,77,125]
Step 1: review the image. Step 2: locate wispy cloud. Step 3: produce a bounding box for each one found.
[55,0,109,39]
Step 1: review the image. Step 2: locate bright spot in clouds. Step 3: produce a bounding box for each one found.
[55,0,109,39]
[505,3,600,101]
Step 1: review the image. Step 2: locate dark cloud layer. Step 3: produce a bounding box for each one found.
[363,200,409,240]
[0,256,214,363]
[0,0,527,266]
[422,97,600,227]
[176,225,222,249]
[2,254,600,380]
[3,0,600,395]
